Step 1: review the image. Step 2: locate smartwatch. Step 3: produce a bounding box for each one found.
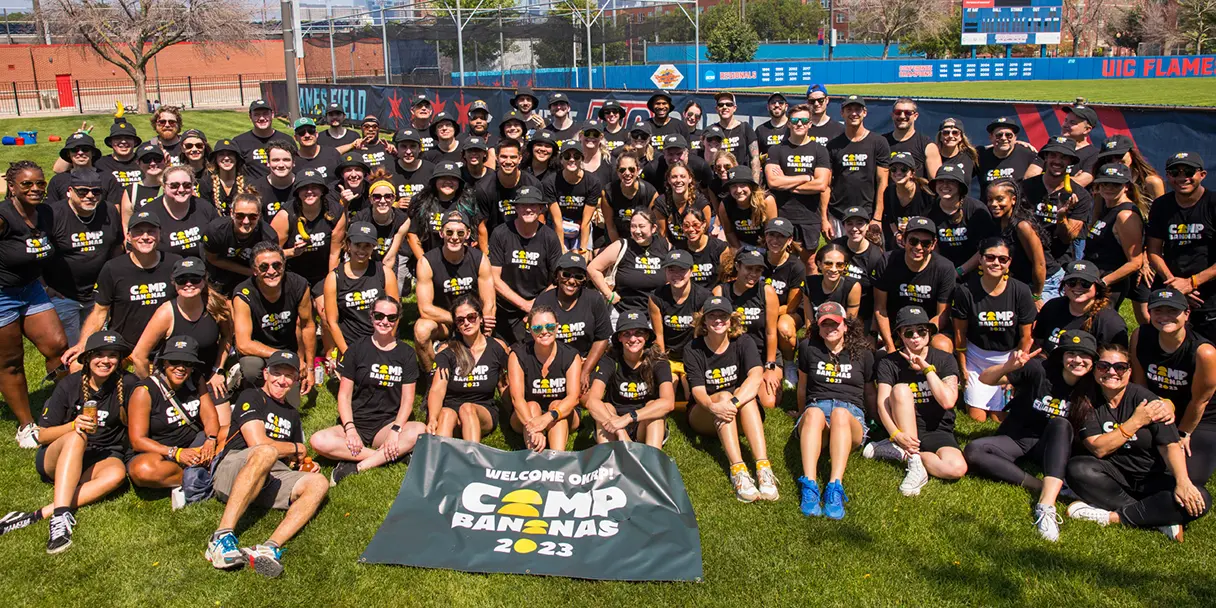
[629,410,639,422]
[549,409,560,421]
[390,424,402,432]
[764,361,779,371]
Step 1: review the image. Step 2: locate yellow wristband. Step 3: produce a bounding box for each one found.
[923,364,937,375]
[891,429,902,440]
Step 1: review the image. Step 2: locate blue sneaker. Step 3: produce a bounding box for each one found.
[824,480,849,520]
[797,476,823,517]
[206,532,245,570]
[242,543,285,578]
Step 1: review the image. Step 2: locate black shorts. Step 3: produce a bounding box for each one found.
[157,430,208,460]
[338,414,395,446]
[1127,275,1151,303]
[919,429,961,453]
[36,444,131,484]
[686,397,765,428]
[442,400,500,435]
[791,220,822,251]
[494,310,528,345]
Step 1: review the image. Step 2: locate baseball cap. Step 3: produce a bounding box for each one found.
[815,301,846,325]
[292,117,316,131]
[462,136,489,152]
[1098,134,1133,160]
[431,161,462,181]
[548,92,570,106]
[661,250,693,269]
[580,120,605,135]
[938,117,964,132]
[69,169,106,188]
[1065,104,1100,127]
[558,141,583,156]
[515,186,545,205]
[662,134,689,150]
[765,217,794,237]
[172,257,206,279]
[1056,330,1098,357]
[248,99,272,112]
[1062,260,1102,284]
[468,100,490,115]
[735,249,765,267]
[842,206,870,221]
[440,210,471,228]
[1149,288,1190,311]
[986,117,1021,134]
[325,103,345,115]
[714,91,736,104]
[894,306,935,331]
[1166,152,1204,170]
[701,296,733,316]
[137,142,165,161]
[768,92,788,103]
[889,151,917,169]
[128,210,160,230]
[841,95,866,108]
[266,350,299,371]
[530,129,558,149]
[347,222,378,244]
[702,124,725,141]
[904,216,936,237]
[555,251,589,271]
[410,93,431,107]
[614,310,654,336]
[394,128,422,144]
[1092,163,1132,185]
[293,169,328,192]
[806,83,829,97]
[361,114,379,126]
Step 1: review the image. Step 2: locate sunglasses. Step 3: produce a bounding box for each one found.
[443,229,468,238]
[901,327,930,339]
[891,166,912,174]
[372,311,400,322]
[530,323,557,334]
[1168,167,1198,178]
[819,260,847,269]
[18,179,47,189]
[619,329,649,339]
[72,186,103,197]
[982,253,1011,264]
[993,132,1016,140]
[1064,278,1094,290]
[140,156,165,164]
[717,102,734,108]
[164,181,192,191]
[371,193,396,201]
[685,113,701,120]
[174,276,203,286]
[789,117,811,126]
[296,128,317,136]
[257,261,284,273]
[183,142,206,150]
[155,119,178,126]
[940,129,961,136]
[906,236,934,249]
[455,312,480,325]
[808,97,828,105]
[558,270,586,282]
[561,153,582,161]
[233,212,259,222]
[164,360,195,369]
[1095,361,1131,374]
[70,148,94,156]
[618,166,638,174]
[893,110,916,117]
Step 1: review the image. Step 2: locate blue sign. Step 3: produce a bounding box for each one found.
[961,0,1062,46]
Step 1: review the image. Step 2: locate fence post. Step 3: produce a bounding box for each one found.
[75,80,83,114]
[239,75,245,106]
[187,76,195,109]
[12,82,19,116]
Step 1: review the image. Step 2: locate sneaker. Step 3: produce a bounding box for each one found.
[862,439,907,463]
[0,511,39,536]
[1158,524,1184,543]
[45,512,76,555]
[796,477,823,517]
[824,480,849,520]
[330,461,359,487]
[899,454,929,497]
[731,469,759,503]
[206,532,246,570]
[1032,503,1062,542]
[15,423,38,449]
[224,363,243,393]
[783,362,798,390]
[1066,501,1111,526]
[756,467,779,501]
[170,486,186,511]
[242,544,285,578]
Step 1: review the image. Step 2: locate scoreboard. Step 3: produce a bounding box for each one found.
[961,0,1063,46]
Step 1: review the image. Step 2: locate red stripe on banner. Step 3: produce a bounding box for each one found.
[1014,104,1051,148]
[1095,107,1135,145]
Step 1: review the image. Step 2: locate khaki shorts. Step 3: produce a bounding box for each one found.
[213,448,307,510]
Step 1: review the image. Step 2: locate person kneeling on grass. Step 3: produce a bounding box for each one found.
[0,331,135,554]
[865,305,967,497]
[127,336,221,510]
[426,294,511,443]
[796,302,875,520]
[586,310,675,449]
[311,296,425,485]
[507,305,584,452]
[685,296,776,502]
[205,350,328,578]
[1065,343,1210,542]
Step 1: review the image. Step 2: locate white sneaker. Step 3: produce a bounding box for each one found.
[1066,501,1111,526]
[756,467,779,501]
[899,454,929,497]
[731,469,759,503]
[1032,503,1062,542]
[170,486,186,511]
[1158,524,1184,543]
[783,362,798,390]
[224,363,242,393]
[15,423,38,449]
[863,439,907,463]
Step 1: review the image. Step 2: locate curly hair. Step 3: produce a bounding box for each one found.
[988,178,1054,261]
[5,160,41,192]
[151,106,184,132]
[691,309,746,339]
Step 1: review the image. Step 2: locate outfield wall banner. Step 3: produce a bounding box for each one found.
[358,435,704,582]
[265,81,1216,180]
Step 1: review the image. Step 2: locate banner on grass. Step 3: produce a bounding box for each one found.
[359,435,704,582]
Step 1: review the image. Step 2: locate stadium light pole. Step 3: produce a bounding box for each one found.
[281,0,301,121]
[382,8,390,84]
[328,0,337,82]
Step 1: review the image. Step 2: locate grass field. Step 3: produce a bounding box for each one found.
[771,77,1216,107]
[0,111,1214,607]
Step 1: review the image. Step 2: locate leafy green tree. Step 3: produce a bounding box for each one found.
[746,0,827,42]
[706,2,759,62]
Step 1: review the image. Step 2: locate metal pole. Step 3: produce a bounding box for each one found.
[474,40,480,84]
[381,8,389,84]
[153,54,162,101]
[586,4,593,90]
[12,81,20,116]
[456,2,466,86]
[694,0,699,91]
[328,0,337,82]
[601,16,607,89]
[4,10,12,46]
[572,11,578,89]
[499,8,505,85]
[281,0,300,121]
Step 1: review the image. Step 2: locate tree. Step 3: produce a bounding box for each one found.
[705,2,759,62]
[47,0,261,107]
[843,0,933,59]
[746,0,827,42]
[901,10,1001,58]
[1178,0,1216,53]
[1106,4,1146,52]
[1061,0,1108,56]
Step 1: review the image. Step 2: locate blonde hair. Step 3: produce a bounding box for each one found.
[692,309,746,339]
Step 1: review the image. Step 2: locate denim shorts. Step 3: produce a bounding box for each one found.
[1041,267,1066,302]
[0,282,55,328]
[798,398,868,440]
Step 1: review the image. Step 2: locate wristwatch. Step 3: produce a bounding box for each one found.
[390,424,402,432]
[764,361,780,371]
[1181,431,1191,440]
[629,410,639,422]
[549,409,560,421]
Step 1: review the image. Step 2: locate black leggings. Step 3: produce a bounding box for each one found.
[963,416,1073,494]
[1186,424,1216,486]
[1066,455,1212,528]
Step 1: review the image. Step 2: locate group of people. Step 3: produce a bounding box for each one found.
[0,85,1211,574]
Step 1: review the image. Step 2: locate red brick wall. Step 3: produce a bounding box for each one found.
[0,40,290,83]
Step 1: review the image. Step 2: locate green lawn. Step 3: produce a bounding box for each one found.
[0,111,1213,607]
[769,78,1216,107]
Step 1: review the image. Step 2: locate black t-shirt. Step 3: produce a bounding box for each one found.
[293,146,341,181]
[715,121,757,168]
[252,177,296,219]
[284,200,344,285]
[594,353,673,413]
[338,336,420,427]
[606,180,659,237]
[476,172,542,229]
[798,337,875,407]
[806,118,845,147]
[1021,175,1094,271]
[828,132,890,216]
[1147,190,1216,312]
[614,236,671,314]
[137,376,206,448]
[129,183,162,210]
[203,217,278,295]
[940,151,977,185]
[755,120,789,157]
[512,341,579,403]
[765,254,805,306]
[650,283,711,358]
[392,160,435,202]
[96,155,142,188]
[806,275,859,311]
[656,192,709,251]
[233,272,308,352]
[927,197,997,268]
[875,252,956,319]
[332,263,388,344]
[1001,358,1075,438]
[48,168,124,207]
[833,237,886,291]
[233,130,297,180]
[722,198,765,248]
[0,200,56,288]
[488,222,563,312]
[44,198,123,302]
[145,196,219,259]
[977,146,1038,199]
[1080,383,1179,477]
[421,142,463,167]
[545,171,603,225]
[1085,201,1139,275]
[94,253,180,345]
[351,207,407,264]
[884,131,935,179]
[876,348,960,434]
[40,371,137,454]
[160,139,184,167]
[723,282,768,346]
[319,127,360,150]
[1032,297,1129,354]
[435,338,509,408]
[602,127,628,152]
[220,388,303,460]
[685,334,762,394]
[642,155,712,192]
[766,138,831,223]
[1135,325,1216,427]
[951,276,1037,352]
[1033,142,1101,178]
[881,188,935,250]
[407,196,481,256]
[533,288,613,356]
[645,117,690,151]
[688,237,728,290]
[423,247,482,313]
